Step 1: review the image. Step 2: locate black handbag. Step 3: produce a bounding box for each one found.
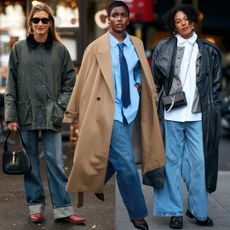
[162,43,195,113]
[2,130,31,175]
[162,91,187,112]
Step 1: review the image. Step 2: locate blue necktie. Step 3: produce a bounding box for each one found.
[118,42,130,108]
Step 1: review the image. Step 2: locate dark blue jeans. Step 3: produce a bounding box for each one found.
[105,121,148,220]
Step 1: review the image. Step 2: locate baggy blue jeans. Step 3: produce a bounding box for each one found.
[105,120,148,220]
[153,120,208,221]
[21,130,74,219]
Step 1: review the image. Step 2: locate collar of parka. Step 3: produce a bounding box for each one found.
[26,31,53,48]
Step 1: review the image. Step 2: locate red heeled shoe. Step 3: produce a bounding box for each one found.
[65,214,86,224]
[30,213,43,223]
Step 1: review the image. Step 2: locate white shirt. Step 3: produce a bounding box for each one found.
[164,32,202,122]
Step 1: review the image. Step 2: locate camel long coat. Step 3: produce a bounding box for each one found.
[64,31,165,193]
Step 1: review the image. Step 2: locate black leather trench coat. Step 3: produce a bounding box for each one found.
[151,37,222,193]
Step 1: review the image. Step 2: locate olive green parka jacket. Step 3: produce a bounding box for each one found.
[4,33,76,131]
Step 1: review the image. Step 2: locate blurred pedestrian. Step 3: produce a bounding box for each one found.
[64,1,165,229]
[4,3,86,225]
[151,4,222,229]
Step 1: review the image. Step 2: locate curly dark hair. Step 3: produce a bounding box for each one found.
[107,0,130,17]
[163,4,198,33]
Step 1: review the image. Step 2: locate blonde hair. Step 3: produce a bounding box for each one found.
[28,3,61,42]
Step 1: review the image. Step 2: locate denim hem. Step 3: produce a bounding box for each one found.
[153,211,183,217]
[53,205,75,219]
[27,204,45,215]
[130,213,148,220]
[189,209,207,221]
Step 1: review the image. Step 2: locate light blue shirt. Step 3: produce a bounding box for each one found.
[109,32,141,124]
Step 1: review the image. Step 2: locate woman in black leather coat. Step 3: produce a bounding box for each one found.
[151,4,222,229]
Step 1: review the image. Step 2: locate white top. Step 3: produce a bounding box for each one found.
[164,32,202,122]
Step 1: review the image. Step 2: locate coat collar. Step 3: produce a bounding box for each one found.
[95,31,114,101]
[26,31,53,48]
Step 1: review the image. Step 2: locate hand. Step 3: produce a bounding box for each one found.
[135,83,141,94]
[7,121,19,131]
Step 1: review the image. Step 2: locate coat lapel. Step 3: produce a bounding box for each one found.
[96,32,114,101]
[130,36,155,93]
[130,37,145,68]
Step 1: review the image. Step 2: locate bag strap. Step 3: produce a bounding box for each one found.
[166,95,176,113]
[4,129,27,152]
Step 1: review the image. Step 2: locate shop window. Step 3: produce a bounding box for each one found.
[31,0,79,28]
[0,2,26,40]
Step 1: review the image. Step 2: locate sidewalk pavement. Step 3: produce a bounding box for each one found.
[116,171,230,230]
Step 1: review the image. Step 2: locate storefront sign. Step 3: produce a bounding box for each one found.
[123,0,155,23]
[95,9,109,29]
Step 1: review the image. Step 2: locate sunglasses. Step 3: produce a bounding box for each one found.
[31,17,50,24]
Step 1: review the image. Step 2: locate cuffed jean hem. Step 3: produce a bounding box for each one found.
[53,205,75,219]
[28,204,45,215]
[153,211,184,217]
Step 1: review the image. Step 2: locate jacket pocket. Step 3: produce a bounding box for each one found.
[18,101,32,125]
[51,102,65,128]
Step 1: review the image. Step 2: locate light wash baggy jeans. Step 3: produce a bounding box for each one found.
[153,120,208,221]
[21,130,75,219]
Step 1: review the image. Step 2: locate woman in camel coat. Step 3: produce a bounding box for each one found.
[64,32,165,195]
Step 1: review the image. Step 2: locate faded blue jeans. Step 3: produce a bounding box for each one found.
[105,120,148,220]
[21,130,74,219]
[153,120,208,221]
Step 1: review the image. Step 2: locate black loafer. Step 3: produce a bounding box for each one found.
[131,218,149,230]
[186,209,213,226]
[94,192,104,201]
[169,216,183,229]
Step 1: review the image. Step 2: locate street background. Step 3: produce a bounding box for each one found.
[1,0,230,229]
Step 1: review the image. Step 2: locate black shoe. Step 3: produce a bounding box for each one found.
[169,216,183,229]
[94,192,104,201]
[131,219,149,230]
[186,209,213,226]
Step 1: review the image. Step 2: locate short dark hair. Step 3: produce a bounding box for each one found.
[163,4,198,33]
[107,1,130,17]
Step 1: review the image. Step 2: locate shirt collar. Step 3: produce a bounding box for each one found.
[109,32,131,48]
[176,32,197,46]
